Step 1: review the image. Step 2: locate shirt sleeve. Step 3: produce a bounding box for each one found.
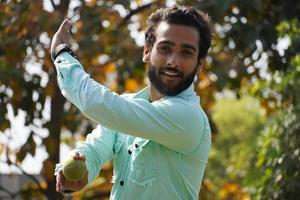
[54,52,205,154]
[69,125,117,184]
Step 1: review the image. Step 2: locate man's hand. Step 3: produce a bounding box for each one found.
[50,19,71,58]
[56,153,88,193]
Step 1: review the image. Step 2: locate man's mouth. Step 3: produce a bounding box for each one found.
[163,71,179,76]
[160,68,181,77]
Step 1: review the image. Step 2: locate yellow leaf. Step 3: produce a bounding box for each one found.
[5,26,11,33]
[85,0,96,7]
[125,79,138,92]
[79,134,86,141]
[4,5,10,14]
[42,159,55,180]
[17,27,28,37]
[105,63,116,73]
[226,182,239,193]
[109,15,118,23]
[136,0,142,6]
[91,56,99,66]
[76,20,83,30]
[39,181,48,189]
[218,182,240,199]
[241,192,251,200]
[204,179,214,191]
[21,27,28,35]
[44,81,55,96]
[218,189,227,199]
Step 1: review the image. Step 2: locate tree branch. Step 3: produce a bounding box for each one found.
[0,185,14,199]
[50,0,58,10]
[0,181,43,199]
[117,1,158,27]
[0,160,45,194]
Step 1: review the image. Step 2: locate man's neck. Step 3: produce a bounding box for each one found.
[149,85,165,102]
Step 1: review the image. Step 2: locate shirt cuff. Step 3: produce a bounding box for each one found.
[54,163,63,176]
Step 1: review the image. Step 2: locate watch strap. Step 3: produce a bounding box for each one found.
[51,44,77,61]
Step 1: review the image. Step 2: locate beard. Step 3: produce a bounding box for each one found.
[147,63,198,96]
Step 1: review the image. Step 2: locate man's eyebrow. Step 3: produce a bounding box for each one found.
[157,40,197,52]
[181,44,197,52]
[157,40,175,46]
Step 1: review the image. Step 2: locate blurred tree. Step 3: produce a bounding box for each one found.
[0,0,161,199]
[206,94,264,199]
[254,20,300,200]
[189,0,299,199]
[1,0,299,199]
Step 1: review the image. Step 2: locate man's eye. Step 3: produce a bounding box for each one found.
[158,46,170,52]
[182,50,194,56]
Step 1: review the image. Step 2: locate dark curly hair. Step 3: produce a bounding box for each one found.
[145,5,213,60]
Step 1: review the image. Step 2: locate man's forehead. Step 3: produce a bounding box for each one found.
[154,22,199,48]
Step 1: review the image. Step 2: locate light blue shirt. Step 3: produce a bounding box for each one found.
[54,52,211,200]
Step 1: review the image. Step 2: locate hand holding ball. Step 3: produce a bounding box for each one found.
[62,157,87,182]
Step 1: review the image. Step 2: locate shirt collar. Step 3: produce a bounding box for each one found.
[133,84,196,101]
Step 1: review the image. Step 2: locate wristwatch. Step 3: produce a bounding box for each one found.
[51,44,77,61]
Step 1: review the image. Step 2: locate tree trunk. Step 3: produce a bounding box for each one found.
[43,81,65,200]
[42,1,70,198]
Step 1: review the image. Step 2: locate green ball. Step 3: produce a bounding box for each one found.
[62,158,87,181]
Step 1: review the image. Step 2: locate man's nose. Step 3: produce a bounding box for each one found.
[166,53,180,67]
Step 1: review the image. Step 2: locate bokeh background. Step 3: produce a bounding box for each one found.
[0,0,299,199]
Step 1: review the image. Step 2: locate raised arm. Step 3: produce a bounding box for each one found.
[51,19,206,154]
[54,52,205,153]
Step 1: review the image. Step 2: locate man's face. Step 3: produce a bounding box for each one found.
[143,22,201,96]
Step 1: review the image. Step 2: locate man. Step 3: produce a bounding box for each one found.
[52,5,212,200]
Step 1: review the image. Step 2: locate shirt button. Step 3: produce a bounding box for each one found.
[128,149,132,155]
[120,181,124,186]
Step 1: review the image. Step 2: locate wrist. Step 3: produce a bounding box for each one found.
[51,44,77,61]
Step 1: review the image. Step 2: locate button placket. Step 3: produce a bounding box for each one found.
[128,149,132,155]
[127,143,137,155]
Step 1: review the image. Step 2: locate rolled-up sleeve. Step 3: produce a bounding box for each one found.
[70,125,117,183]
[55,52,205,154]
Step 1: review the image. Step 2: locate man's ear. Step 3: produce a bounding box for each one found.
[197,58,205,73]
[143,44,151,63]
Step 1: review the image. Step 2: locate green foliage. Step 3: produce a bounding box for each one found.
[0,0,299,199]
[0,0,167,199]
[255,105,300,199]
[253,19,300,199]
[207,94,265,198]
[196,1,299,198]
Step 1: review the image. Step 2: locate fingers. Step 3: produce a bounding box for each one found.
[72,152,86,161]
[56,170,89,193]
[50,19,72,55]
[56,19,71,44]
[56,171,65,192]
[56,153,87,193]
[58,19,71,34]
